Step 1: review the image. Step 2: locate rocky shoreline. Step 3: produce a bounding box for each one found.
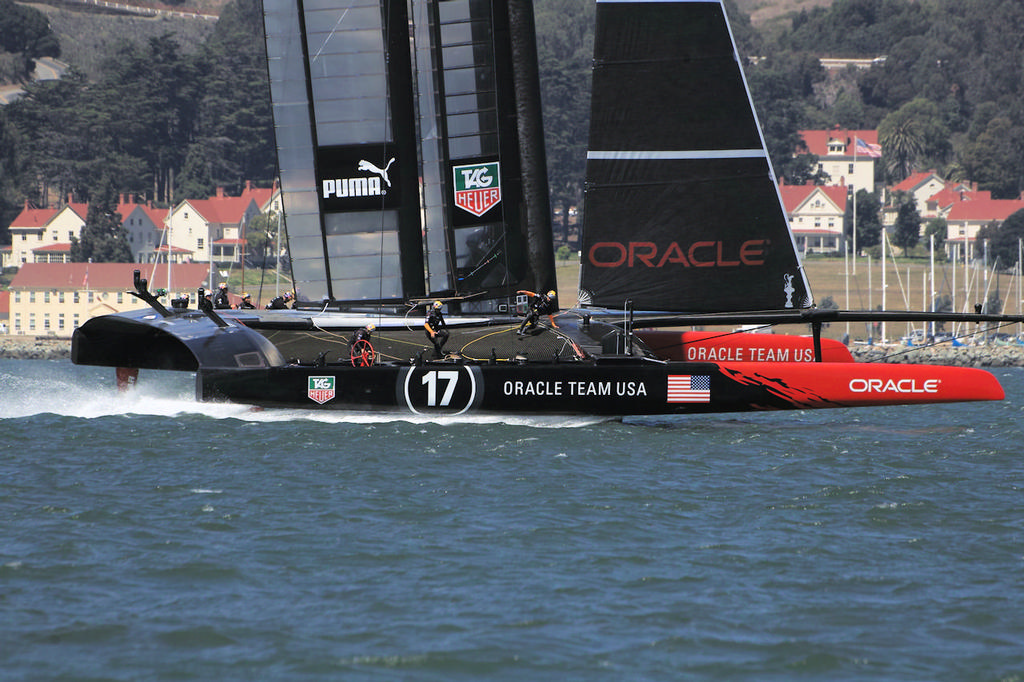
[0,336,72,360]
[3,334,1024,367]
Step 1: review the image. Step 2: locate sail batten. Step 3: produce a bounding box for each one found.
[588,150,767,160]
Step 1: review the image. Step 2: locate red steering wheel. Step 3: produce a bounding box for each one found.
[350,339,375,366]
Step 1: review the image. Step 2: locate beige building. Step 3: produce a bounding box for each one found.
[6,200,87,268]
[798,129,880,195]
[779,182,848,255]
[8,262,211,337]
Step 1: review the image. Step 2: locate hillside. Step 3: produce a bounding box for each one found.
[19,1,223,79]
[733,0,834,27]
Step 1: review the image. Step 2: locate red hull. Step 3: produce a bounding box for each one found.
[638,330,854,363]
[716,361,1004,407]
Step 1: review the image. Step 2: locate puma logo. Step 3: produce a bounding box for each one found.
[358,158,396,187]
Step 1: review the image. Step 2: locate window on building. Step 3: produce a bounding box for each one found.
[44,315,50,330]
[59,292,65,303]
[198,238,204,250]
[848,163,854,174]
[29,314,36,331]
[29,292,35,303]
[68,231,74,240]
[73,314,80,329]
[117,292,123,304]
[14,292,20,303]
[74,292,80,303]
[88,292,94,303]
[59,314,65,330]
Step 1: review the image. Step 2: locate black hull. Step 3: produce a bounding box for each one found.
[197,357,1004,416]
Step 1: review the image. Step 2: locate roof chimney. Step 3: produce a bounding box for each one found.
[216,187,225,198]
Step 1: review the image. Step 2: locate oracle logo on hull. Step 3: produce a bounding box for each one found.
[849,378,940,393]
[588,240,768,268]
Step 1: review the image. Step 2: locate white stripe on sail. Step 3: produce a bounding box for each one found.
[587,150,767,160]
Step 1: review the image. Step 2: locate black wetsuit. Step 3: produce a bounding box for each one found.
[266,296,289,310]
[425,308,450,356]
[213,288,231,309]
[519,293,557,334]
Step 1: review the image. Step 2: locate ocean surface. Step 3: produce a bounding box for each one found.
[2,358,1023,681]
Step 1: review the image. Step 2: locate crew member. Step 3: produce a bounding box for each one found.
[349,323,376,366]
[213,282,231,309]
[237,293,255,309]
[424,300,450,357]
[266,291,293,309]
[351,323,375,347]
[517,289,558,335]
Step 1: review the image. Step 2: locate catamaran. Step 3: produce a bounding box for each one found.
[72,0,1018,415]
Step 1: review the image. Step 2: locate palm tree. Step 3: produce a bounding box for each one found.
[879,113,924,183]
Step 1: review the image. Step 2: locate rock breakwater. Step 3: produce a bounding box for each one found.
[851,344,1024,367]
[1,336,71,360]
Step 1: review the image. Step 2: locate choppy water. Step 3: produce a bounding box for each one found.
[2,359,1023,681]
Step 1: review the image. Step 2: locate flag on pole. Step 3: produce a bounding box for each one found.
[855,137,882,158]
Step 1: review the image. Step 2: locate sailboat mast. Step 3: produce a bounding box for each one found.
[508,0,555,293]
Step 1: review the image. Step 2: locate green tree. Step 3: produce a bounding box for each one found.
[851,189,882,250]
[878,103,926,182]
[892,196,921,254]
[193,0,275,191]
[923,217,947,253]
[960,116,1024,199]
[977,208,1024,272]
[70,178,133,263]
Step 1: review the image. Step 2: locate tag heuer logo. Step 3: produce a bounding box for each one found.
[308,376,336,404]
[453,162,501,217]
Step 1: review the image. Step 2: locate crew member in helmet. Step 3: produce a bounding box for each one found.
[424,300,450,358]
[213,282,231,309]
[351,323,375,346]
[237,293,255,309]
[349,323,376,366]
[266,291,293,309]
[517,289,559,335]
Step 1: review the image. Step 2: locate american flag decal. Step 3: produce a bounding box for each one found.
[667,375,711,403]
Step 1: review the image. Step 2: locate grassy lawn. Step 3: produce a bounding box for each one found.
[554,256,1024,342]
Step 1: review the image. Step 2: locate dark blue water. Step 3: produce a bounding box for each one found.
[2,359,1023,680]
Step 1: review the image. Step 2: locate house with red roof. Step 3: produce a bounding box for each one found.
[798,128,880,194]
[779,182,848,254]
[923,183,988,220]
[7,262,210,337]
[6,199,87,268]
[117,194,169,264]
[165,187,262,268]
[882,171,947,226]
[945,198,1024,260]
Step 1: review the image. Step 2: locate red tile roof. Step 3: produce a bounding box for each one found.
[798,129,879,156]
[184,196,254,224]
[779,183,848,212]
[33,243,72,252]
[9,263,212,290]
[9,205,56,229]
[891,171,941,193]
[946,199,1024,222]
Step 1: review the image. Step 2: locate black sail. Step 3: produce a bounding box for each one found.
[578,0,813,313]
[261,0,553,312]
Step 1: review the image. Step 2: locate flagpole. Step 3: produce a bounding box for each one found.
[852,135,857,275]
